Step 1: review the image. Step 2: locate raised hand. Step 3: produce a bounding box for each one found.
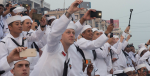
[87,64,94,76]
[105,24,114,35]
[67,0,84,14]
[126,34,131,42]
[83,9,96,20]
[120,35,124,43]
[107,38,113,45]
[124,26,130,33]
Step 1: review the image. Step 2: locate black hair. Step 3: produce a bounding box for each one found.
[8,22,13,26]
[6,3,11,7]
[0,4,4,8]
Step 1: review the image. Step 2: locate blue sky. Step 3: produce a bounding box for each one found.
[45,0,150,49]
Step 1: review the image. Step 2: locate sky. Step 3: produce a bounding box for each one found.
[45,0,150,49]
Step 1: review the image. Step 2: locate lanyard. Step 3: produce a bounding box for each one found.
[11,37,24,47]
[31,42,39,52]
[63,58,70,76]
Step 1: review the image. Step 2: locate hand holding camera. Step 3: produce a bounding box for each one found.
[7,47,27,64]
[105,24,114,35]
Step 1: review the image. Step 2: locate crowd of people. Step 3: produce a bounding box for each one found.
[0,0,150,76]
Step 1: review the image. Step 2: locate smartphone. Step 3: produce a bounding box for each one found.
[45,15,49,17]
[86,59,91,65]
[110,33,113,38]
[79,2,91,9]
[110,19,114,24]
[90,11,102,18]
[20,49,37,57]
[22,4,29,8]
[32,13,42,20]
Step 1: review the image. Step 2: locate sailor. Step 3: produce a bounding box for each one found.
[46,16,56,34]
[0,47,27,76]
[30,0,88,76]
[136,64,149,76]
[0,14,46,76]
[76,21,114,75]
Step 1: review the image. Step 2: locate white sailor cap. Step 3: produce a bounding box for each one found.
[13,7,24,14]
[138,43,146,49]
[123,67,133,73]
[113,70,124,74]
[136,64,146,70]
[67,21,77,30]
[98,30,104,33]
[138,47,147,56]
[81,25,92,34]
[113,35,119,38]
[21,16,33,23]
[92,28,98,32]
[14,59,29,65]
[6,15,21,25]
[47,16,56,21]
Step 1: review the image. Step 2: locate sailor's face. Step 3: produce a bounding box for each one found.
[82,28,93,40]
[130,47,135,53]
[9,4,12,9]
[11,60,30,76]
[126,71,133,76]
[62,29,75,45]
[92,31,101,40]
[22,19,32,31]
[115,38,119,43]
[138,67,148,76]
[132,71,136,76]
[0,6,4,15]
[9,20,22,34]
[112,37,116,44]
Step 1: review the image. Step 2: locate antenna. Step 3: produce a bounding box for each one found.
[63,0,65,13]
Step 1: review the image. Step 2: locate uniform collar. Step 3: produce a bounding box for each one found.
[7,33,23,39]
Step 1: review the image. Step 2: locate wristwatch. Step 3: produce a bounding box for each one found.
[65,11,71,17]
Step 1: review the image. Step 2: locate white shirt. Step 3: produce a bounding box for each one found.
[25,29,41,72]
[0,56,14,73]
[0,26,45,76]
[112,40,128,71]
[76,34,108,75]
[45,25,52,34]
[138,51,150,70]
[30,14,74,76]
[95,43,111,76]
